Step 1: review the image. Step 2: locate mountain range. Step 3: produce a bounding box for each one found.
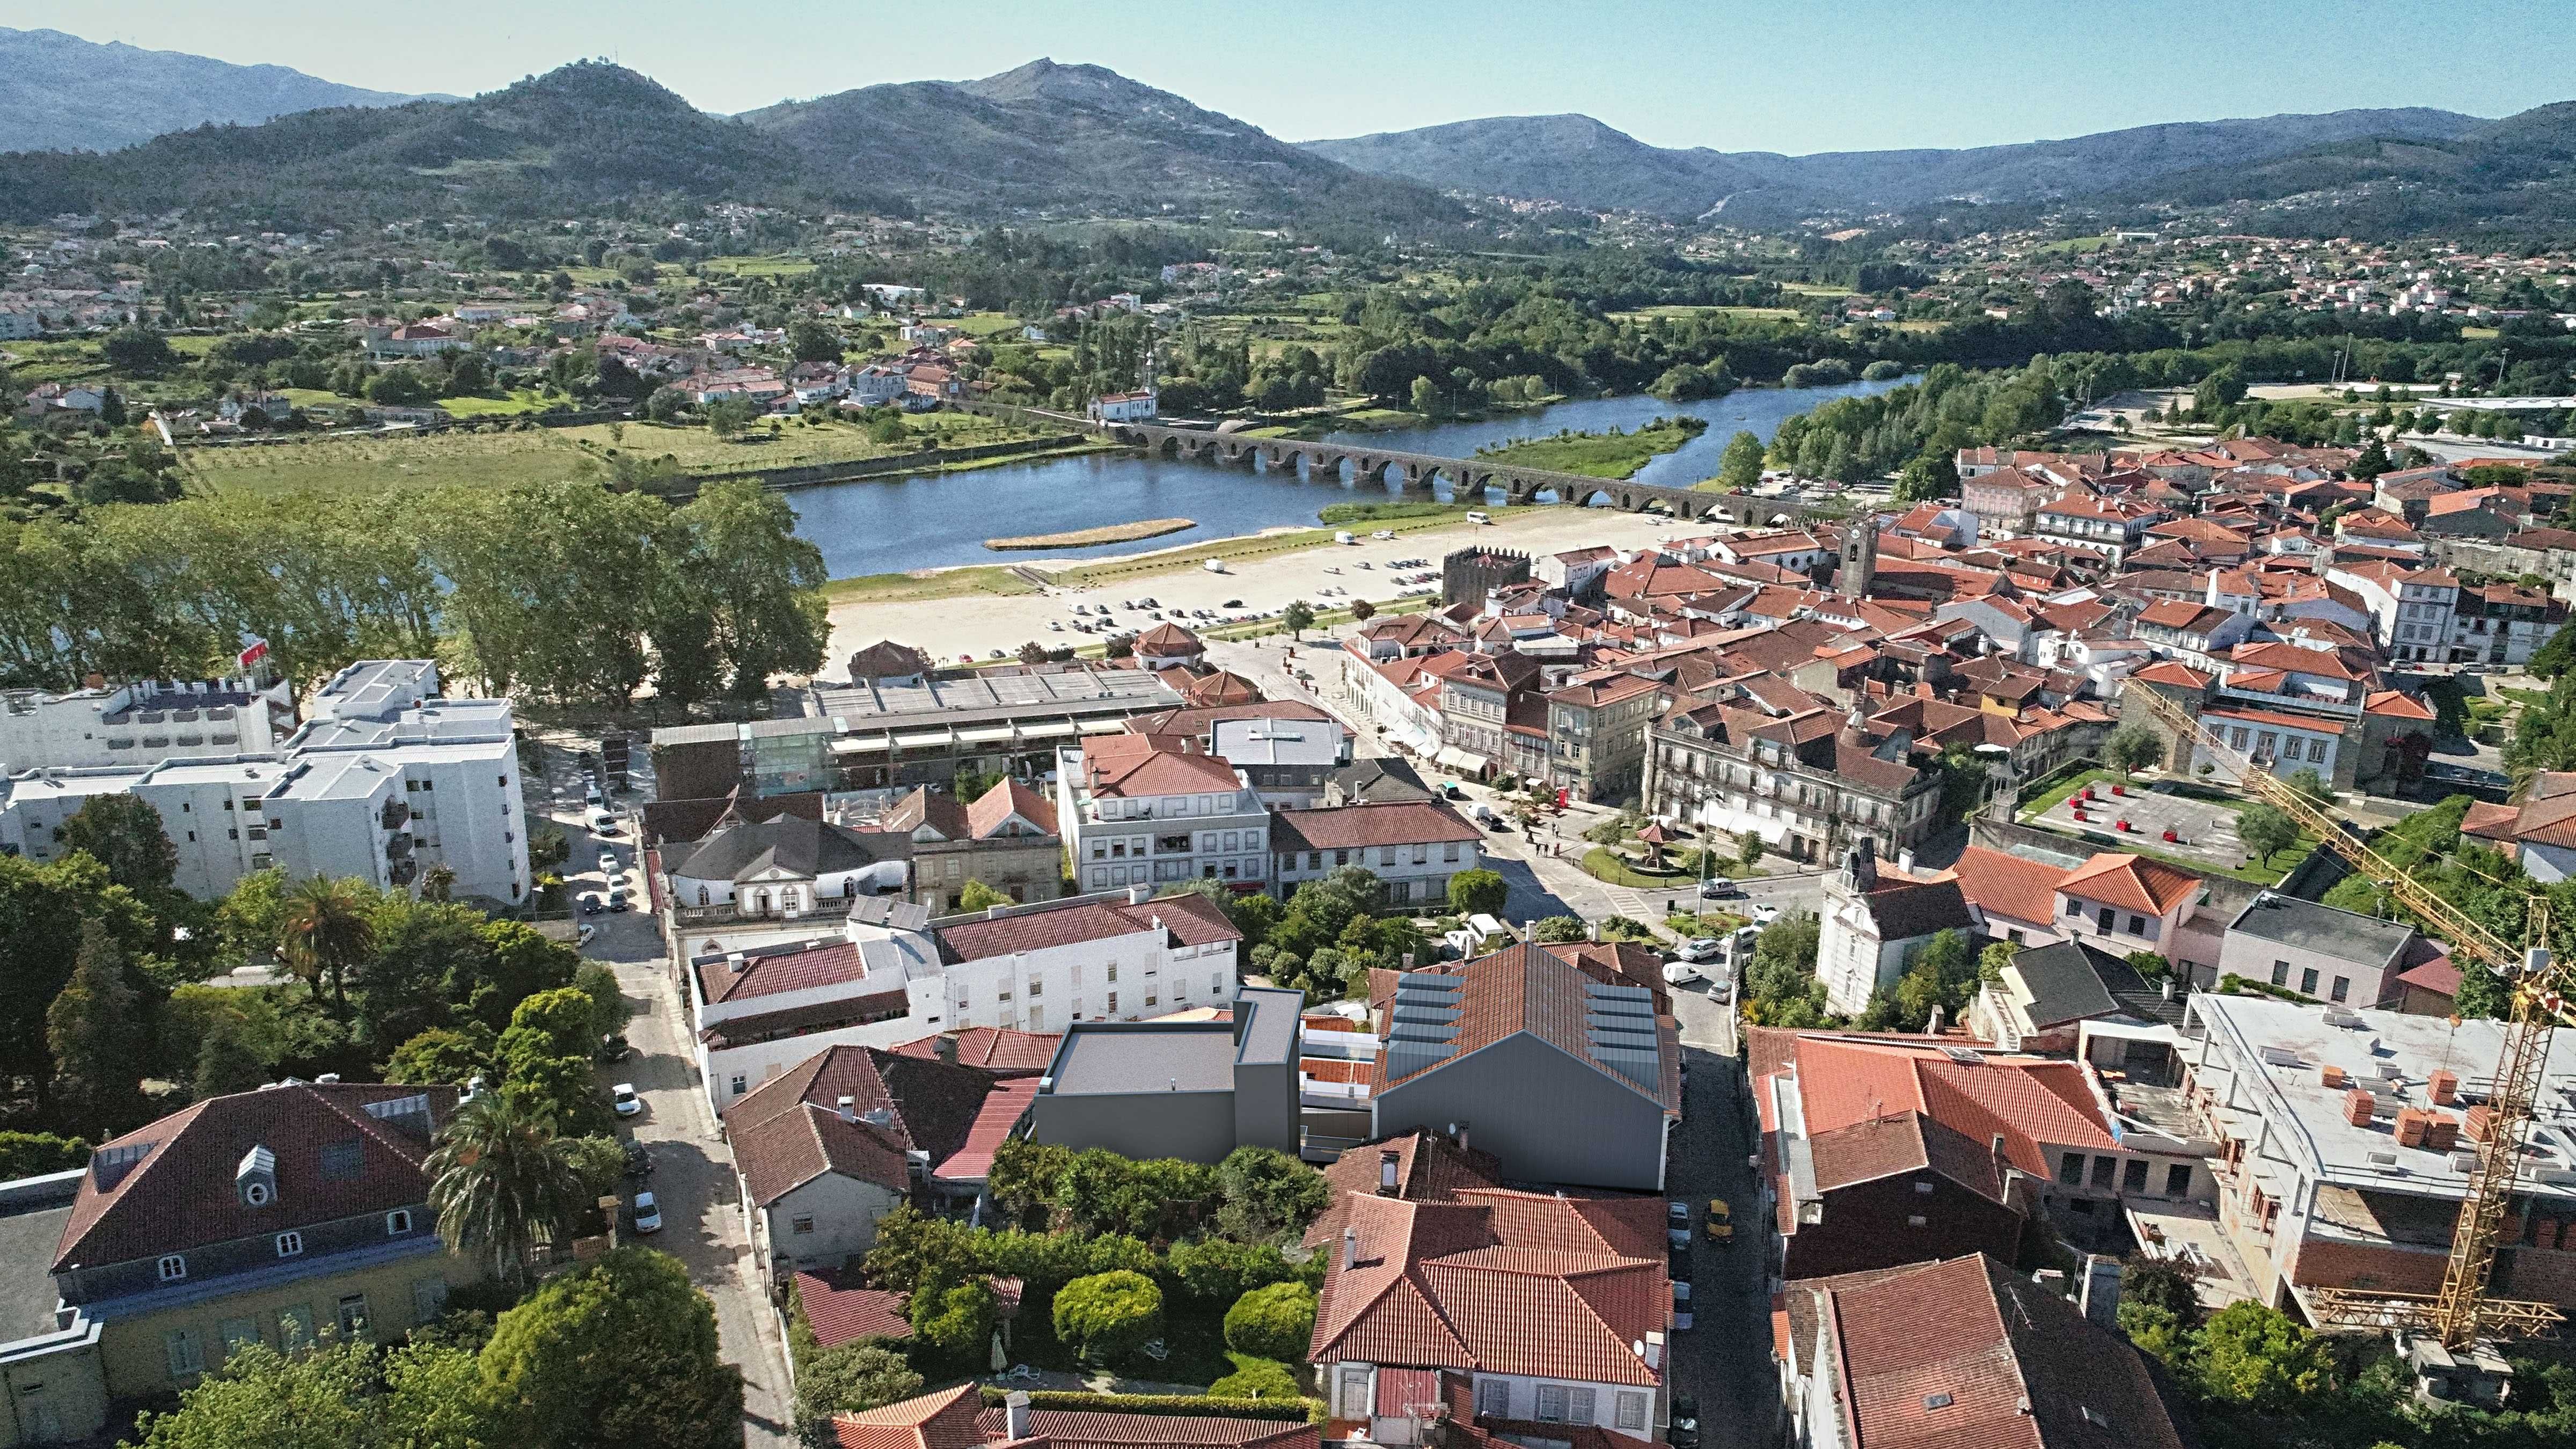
[0,27,426,153]
[3,38,2572,239]
[1300,107,2496,225]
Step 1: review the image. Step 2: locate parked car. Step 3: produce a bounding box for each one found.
[1697,876,1737,898]
[622,1139,653,1179]
[611,1083,642,1117]
[597,850,618,874]
[607,889,628,912]
[579,894,604,916]
[598,1034,632,1063]
[1671,1279,1693,1331]
[1662,960,1706,987]
[1676,937,1724,963]
[1666,1199,1690,1248]
[631,1190,662,1234]
[1669,1396,1700,1449]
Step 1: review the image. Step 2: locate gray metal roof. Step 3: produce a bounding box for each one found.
[2225,891,2414,970]
[1044,1021,1240,1096]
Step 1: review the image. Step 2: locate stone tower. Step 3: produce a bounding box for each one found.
[1837,516,1879,597]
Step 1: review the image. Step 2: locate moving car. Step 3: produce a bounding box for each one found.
[1750,903,1782,924]
[576,923,597,947]
[611,1083,641,1117]
[1697,875,1737,898]
[631,1190,662,1234]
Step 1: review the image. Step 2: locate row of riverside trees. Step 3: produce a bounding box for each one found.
[0,477,827,706]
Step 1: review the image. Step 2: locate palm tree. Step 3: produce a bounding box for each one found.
[279,876,376,1015]
[427,1092,587,1290]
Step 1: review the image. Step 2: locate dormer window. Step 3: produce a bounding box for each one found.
[244,1181,271,1207]
[157,1254,187,1282]
[274,1231,304,1258]
[236,1144,277,1209]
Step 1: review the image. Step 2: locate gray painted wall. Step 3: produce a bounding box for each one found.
[1028,1089,1239,1165]
[1373,1034,1667,1191]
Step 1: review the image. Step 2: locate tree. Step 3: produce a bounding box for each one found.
[908,1274,998,1359]
[57,793,179,896]
[1281,600,1316,640]
[2192,1301,2331,1410]
[101,326,178,377]
[385,1027,492,1087]
[500,1052,612,1137]
[1532,916,1589,943]
[0,1130,88,1179]
[2284,766,2332,807]
[1716,430,1765,490]
[957,880,1009,912]
[479,1248,743,1449]
[1447,869,1506,917]
[128,1336,484,1449]
[792,1343,921,1448]
[706,395,759,437]
[1223,1280,1318,1361]
[2239,803,2299,866]
[1409,376,1439,416]
[1893,447,1958,504]
[2107,724,2164,777]
[47,920,150,1135]
[1978,940,2017,987]
[281,876,376,1014]
[366,367,437,406]
[1214,1145,1328,1243]
[788,319,846,364]
[2531,620,2576,681]
[1167,1239,1296,1305]
[2194,365,2248,417]
[1736,833,1767,870]
[645,386,688,422]
[1053,1269,1163,1363]
[675,480,830,695]
[426,1092,587,1290]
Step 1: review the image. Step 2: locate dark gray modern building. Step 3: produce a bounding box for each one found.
[1371,944,1681,1191]
[1022,985,1302,1163]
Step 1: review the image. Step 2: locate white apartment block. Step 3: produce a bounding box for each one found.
[0,661,530,907]
[0,674,296,771]
[1055,737,1271,894]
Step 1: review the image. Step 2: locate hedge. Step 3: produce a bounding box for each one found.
[977,1387,1323,1423]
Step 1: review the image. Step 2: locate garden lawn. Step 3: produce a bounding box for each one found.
[1580,847,1696,889]
[2020,766,2118,818]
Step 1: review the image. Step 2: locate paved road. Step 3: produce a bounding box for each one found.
[1664,985,1775,1449]
[529,736,794,1449]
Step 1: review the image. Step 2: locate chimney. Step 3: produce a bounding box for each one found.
[1896,848,1914,875]
[727,952,748,973]
[1379,1150,1401,1195]
[1343,1226,1362,1270]
[1127,885,1152,905]
[2080,1255,2123,1331]
[986,904,1009,919]
[1990,1133,2008,1160]
[1453,1121,1470,1153]
[1641,1330,1664,1370]
[836,1095,857,1124]
[601,1194,624,1250]
[1005,1392,1032,1442]
[1925,1005,1946,1036]
[934,1032,960,1066]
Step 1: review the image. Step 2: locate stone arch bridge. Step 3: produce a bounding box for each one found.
[961,403,1833,528]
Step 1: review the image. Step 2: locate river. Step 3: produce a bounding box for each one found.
[788,377,1901,578]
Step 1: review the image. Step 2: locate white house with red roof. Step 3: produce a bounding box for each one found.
[1055,735,1271,894]
[830,1383,1318,1449]
[1270,800,1483,908]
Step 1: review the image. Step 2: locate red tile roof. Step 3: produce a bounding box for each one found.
[2054,852,2199,915]
[887,1027,1063,1074]
[833,1385,990,1449]
[1077,734,1243,799]
[722,1046,1027,1201]
[1270,801,1480,852]
[1943,846,2073,929]
[1310,1188,1667,1386]
[53,1082,456,1273]
[1304,1130,1506,1249]
[1786,1254,2183,1449]
[795,1266,914,1348]
[970,1407,1315,1449]
[1759,1031,2117,1178]
[967,778,1059,839]
[1374,943,1679,1115]
[936,890,1239,963]
[695,938,873,1006]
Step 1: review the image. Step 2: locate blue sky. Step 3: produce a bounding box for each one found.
[9,0,2572,152]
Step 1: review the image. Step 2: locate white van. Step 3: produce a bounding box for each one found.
[1463,510,1490,524]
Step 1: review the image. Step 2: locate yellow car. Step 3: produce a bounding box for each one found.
[1704,1198,1733,1243]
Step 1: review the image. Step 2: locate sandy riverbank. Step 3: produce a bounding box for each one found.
[823,506,1686,668]
[985,517,1195,551]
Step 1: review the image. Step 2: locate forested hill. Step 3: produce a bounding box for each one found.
[0,27,426,153]
[0,57,1459,231]
[1304,106,2496,228]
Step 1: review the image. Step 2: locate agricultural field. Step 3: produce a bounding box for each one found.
[557,412,1034,473]
[1611,304,1802,323]
[701,254,818,278]
[179,427,605,495]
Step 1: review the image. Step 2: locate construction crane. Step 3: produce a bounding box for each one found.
[2122,683,2576,1352]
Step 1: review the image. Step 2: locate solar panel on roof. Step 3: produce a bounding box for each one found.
[1593,1044,1662,1090]
[1385,1038,1457,1079]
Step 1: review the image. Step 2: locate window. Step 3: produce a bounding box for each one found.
[1913,1180,1935,1195]
[275,1231,304,1258]
[792,1216,815,1235]
[1536,1385,1569,1423]
[2089,1155,2117,1189]
[335,1293,369,1336]
[2167,1163,2193,1197]
[386,1209,413,1236]
[165,1328,204,1378]
[157,1254,187,1282]
[217,1318,259,1355]
[2057,1152,2084,1186]
[1106,964,1118,983]
[2330,976,2350,1003]
[730,1074,747,1096]
[1444,841,1461,862]
[1567,1388,1596,1423]
[1028,979,1043,998]
[2126,914,2148,936]
[2122,1159,2149,1194]
[1476,1379,1510,1417]
[2271,960,2290,986]
[1615,1392,1649,1432]
[2301,967,2320,996]
[277,1305,316,1348]
[2064,897,2082,918]
[1106,992,1118,1014]
[411,1277,448,1326]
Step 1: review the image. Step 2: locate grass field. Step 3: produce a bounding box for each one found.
[181,428,605,495]
[823,567,1040,604]
[2033,236,2112,255]
[1611,304,1803,323]
[952,311,1033,340]
[438,390,557,418]
[701,255,817,279]
[558,413,1028,473]
[1475,419,1704,479]
[1779,281,1853,298]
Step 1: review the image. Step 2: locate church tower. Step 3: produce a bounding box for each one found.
[1837,516,1879,598]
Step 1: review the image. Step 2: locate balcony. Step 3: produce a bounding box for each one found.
[387,858,418,887]
[380,799,411,831]
[385,833,413,860]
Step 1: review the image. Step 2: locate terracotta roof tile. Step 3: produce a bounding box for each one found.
[936,891,1239,963]
[795,1267,913,1348]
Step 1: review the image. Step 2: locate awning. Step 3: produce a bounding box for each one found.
[829,735,891,755]
[1078,718,1127,735]
[1435,747,1494,775]
[1019,719,1078,738]
[892,729,954,750]
[956,725,1017,745]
